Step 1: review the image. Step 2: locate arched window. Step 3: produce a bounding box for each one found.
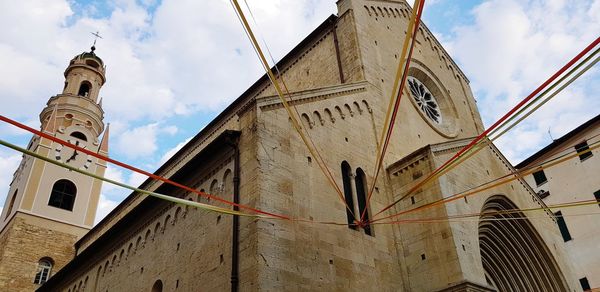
[34,258,53,284]
[70,131,87,141]
[48,179,77,211]
[77,81,92,97]
[210,179,219,195]
[341,161,356,229]
[223,169,232,196]
[151,279,163,292]
[355,168,372,236]
[86,60,100,69]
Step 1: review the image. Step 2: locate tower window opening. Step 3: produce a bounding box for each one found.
[33,258,53,284]
[593,190,600,207]
[78,81,92,97]
[48,179,77,211]
[86,60,100,69]
[70,131,88,141]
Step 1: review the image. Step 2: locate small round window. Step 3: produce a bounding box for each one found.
[407,77,442,124]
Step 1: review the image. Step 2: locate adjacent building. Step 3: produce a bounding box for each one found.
[516,114,600,292]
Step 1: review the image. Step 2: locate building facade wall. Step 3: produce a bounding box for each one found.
[38,1,582,291]
[0,213,84,291]
[387,140,579,291]
[520,122,600,290]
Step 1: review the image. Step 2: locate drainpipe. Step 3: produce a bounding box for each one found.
[228,136,240,292]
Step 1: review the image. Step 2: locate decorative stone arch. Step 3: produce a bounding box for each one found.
[164,214,171,229]
[313,111,324,126]
[93,266,101,291]
[144,229,152,245]
[135,236,142,251]
[334,106,345,120]
[127,242,133,258]
[353,101,362,114]
[154,221,161,237]
[344,104,354,117]
[478,195,569,291]
[324,108,335,123]
[118,249,124,265]
[174,206,182,224]
[361,100,372,113]
[223,169,232,195]
[210,179,219,195]
[301,113,313,129]
[110,254,117,271]
[102,260,109,277]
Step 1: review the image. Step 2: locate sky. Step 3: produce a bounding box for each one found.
[0,0,598,224]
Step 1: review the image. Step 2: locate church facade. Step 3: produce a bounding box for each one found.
[0,0,582,291]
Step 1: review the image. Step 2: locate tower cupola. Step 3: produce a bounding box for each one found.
[63,46,106,102]
[39,46,107,139]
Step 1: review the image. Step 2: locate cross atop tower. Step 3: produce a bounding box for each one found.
[90,31,103,52]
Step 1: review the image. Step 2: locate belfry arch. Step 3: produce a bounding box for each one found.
[478,195,568,291]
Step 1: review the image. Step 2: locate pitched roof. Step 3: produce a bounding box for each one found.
[515,114,600,168]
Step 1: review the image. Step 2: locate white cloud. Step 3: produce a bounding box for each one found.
[159,137,192,165]
[114,123,177,159]
[443,0,600,162]
[94,194,119,224]
[128,171,148,188]
[0,0,337,124]
[101,165,126,194]
[0,152,21,205]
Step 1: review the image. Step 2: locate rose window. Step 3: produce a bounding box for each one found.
[407,77,442,124]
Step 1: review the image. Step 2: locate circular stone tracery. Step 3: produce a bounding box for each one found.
[407,77,442,124]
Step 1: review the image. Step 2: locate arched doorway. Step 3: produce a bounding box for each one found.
[151,279,163,292]
[478,195,568,291]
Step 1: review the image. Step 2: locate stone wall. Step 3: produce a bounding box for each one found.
[0,213,81,291]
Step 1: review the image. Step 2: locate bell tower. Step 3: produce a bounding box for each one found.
[0,46,109,291]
